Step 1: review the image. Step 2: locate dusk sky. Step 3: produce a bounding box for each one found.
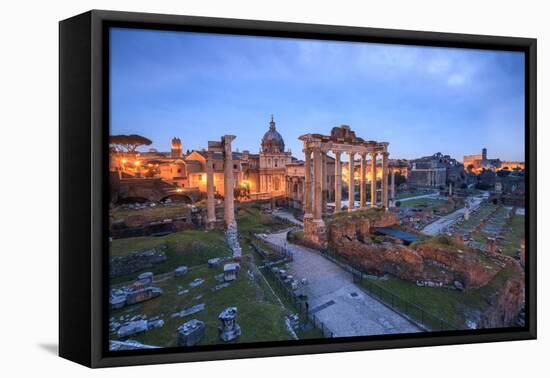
[110,27,525,162]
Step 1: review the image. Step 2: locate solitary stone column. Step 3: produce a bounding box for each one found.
[390,169,396,207]
[206,150,216,227]
[321,152,327,215]
[348,151,355,212]
[381,152,389,208]
[304,148,312,218]
[334,151,342,212]
[313,147,323,221]
[223,135,236,227]
[370,152,377,208]
[360,152,366,209]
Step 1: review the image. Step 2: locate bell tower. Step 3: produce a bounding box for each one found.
[171,137,183,158]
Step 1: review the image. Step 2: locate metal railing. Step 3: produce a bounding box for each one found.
[352,272,459,331]
[306,246,459,332]
[252,235,294,262]
[262,265,334,338]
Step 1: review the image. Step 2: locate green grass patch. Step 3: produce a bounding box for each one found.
[499,214,525,257]
[236,207,290,235]
[411,234,464,253]
[358,262,522,329]
[111,203,192,223]
[110,230,230,284]
[287,230,304,243]
[456,202,497,231]
[111,263,295,347]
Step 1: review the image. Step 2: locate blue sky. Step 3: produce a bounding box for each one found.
[110,27,525,161]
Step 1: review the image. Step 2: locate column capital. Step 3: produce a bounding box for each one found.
[222,135,236,143]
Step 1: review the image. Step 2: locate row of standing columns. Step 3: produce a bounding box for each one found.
[304,148,392,221]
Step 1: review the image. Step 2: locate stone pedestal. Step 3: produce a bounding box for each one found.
[177,319,205,347]
[218,307,241,342]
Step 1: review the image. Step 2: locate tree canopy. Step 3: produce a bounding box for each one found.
[110,134,152,153]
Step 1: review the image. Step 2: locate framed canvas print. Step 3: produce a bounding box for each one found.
[59,10,536,368]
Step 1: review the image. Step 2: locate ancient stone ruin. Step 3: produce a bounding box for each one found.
[109,248,167,278]
[174,265,188,277]
[218,307,241,342]
[109,272,163,309]
[177,319,206,347]
[327,209,524,328]
[299,125,392,249]
[206,135,237,229]
[223,263,240,282]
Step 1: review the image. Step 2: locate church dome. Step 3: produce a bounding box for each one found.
[261,116,285,153]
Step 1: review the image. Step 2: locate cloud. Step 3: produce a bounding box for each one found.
[447,73,466,87]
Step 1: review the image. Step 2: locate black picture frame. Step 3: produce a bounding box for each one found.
[59,9,537,368]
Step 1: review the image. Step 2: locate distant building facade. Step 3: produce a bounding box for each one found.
[464,148,524,173]
[408,152,464,188]
[259,116,293,195]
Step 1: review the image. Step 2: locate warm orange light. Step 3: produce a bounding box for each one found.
[121,158,127,164]
[134,161,141,167]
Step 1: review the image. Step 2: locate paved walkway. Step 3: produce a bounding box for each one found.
[398,192,440,202]
[421,191,489,235]
[272,209,303,227]
[261,231,421,337]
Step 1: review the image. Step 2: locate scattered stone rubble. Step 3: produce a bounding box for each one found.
[189,278,205,287]
[172,303,205,318]
[177,319,206,347]
[116,318,165,338]
[109,339,159,351]
[109,248,167,278]
[226,225,242,260]
[208,257,223,268]
[109,272,163,309]
[174,265,188,277]
[213,283,230,291]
